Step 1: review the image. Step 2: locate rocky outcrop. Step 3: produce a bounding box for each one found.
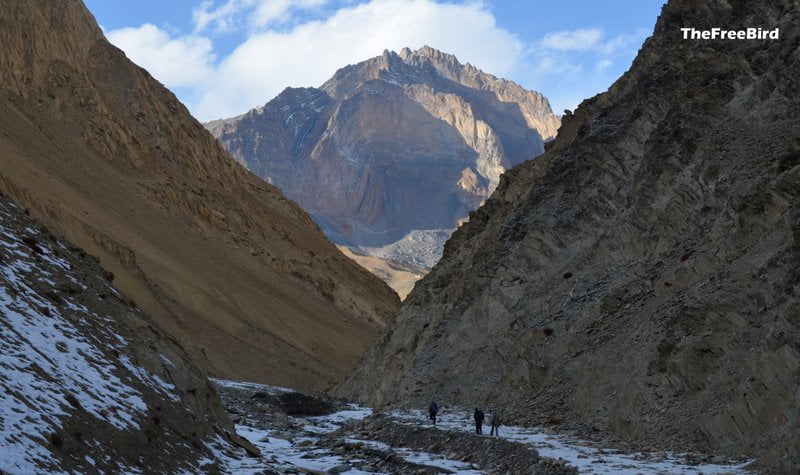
[0,191,248,472]
[341,0,800,471]
[208,47,559,275]
[0,0,399,392]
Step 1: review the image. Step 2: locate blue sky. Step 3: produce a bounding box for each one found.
[84,0,666,122]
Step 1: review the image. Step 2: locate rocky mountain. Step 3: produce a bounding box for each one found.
[0,0,399,392]
[341,0,800,471]
[208,46,560,290]
[0,190,257,472]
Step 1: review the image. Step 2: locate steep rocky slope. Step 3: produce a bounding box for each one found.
[208,47,559,280]
[0,191,253,472]
[0,0,399,392]
[342,0,800,470]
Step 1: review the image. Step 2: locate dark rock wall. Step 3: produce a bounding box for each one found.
[341,0,800,470]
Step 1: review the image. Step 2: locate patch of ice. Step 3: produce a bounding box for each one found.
[206,426,374,475]
[302,404,373,434]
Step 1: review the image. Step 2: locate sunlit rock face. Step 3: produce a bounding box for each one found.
[208,46,559,256]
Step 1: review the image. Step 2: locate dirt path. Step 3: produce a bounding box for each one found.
[211,379,752,474]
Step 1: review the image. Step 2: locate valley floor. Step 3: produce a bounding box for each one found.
[209,379,753,474]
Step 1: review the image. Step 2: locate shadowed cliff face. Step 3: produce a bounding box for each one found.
[208,47,559,254]
[341,0,800,470]
[0,0,399,392]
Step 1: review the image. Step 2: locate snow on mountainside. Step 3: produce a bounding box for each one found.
[0,191,252,472]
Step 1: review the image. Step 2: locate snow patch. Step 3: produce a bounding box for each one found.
[0,201,185,472]
[390,409,752,474]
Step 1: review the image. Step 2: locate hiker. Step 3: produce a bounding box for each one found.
[428,401,439,426]
[490,411,501,436]
[473,407,484,434]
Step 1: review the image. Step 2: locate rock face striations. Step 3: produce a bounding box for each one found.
[208,46,559,277]
[341,0,800,470]
[0,0,399,392]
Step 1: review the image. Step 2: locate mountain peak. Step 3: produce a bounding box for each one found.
[209,47,561,293]
[407,45,461,63]
[314,46,558,140]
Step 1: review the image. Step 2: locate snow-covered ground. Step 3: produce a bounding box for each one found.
[390,410,752,474]
[0,200,167,473]
[346,438,482,475]
[211,380,489,474]
[212,379,753,474]
[207,399,374,474]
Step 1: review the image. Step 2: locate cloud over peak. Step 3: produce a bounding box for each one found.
[103,1,650,121]
[108,0,523,121]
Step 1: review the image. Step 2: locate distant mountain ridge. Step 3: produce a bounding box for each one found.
[207,46,559,288]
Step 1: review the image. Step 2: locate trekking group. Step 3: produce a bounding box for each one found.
[427,401,502,436]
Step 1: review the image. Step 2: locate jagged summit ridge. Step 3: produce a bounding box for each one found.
[208,46,560,290]
[318,46,560,140]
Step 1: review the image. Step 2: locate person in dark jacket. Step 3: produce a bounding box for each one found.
[428,401,439,426]
[473,408,485,434]
[490,411,501,436]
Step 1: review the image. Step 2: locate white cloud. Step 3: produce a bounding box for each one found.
[540,28,603,51]
[100,1,655,124]
[537,27,648,56]
[106,0,522,121]
[595,58,612,71]
[192,0,250,33]
[193,0,524,121]
[106,24,214,87]
[251,0,328,28]
[192,0,329,33]
[524,26,651,115]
